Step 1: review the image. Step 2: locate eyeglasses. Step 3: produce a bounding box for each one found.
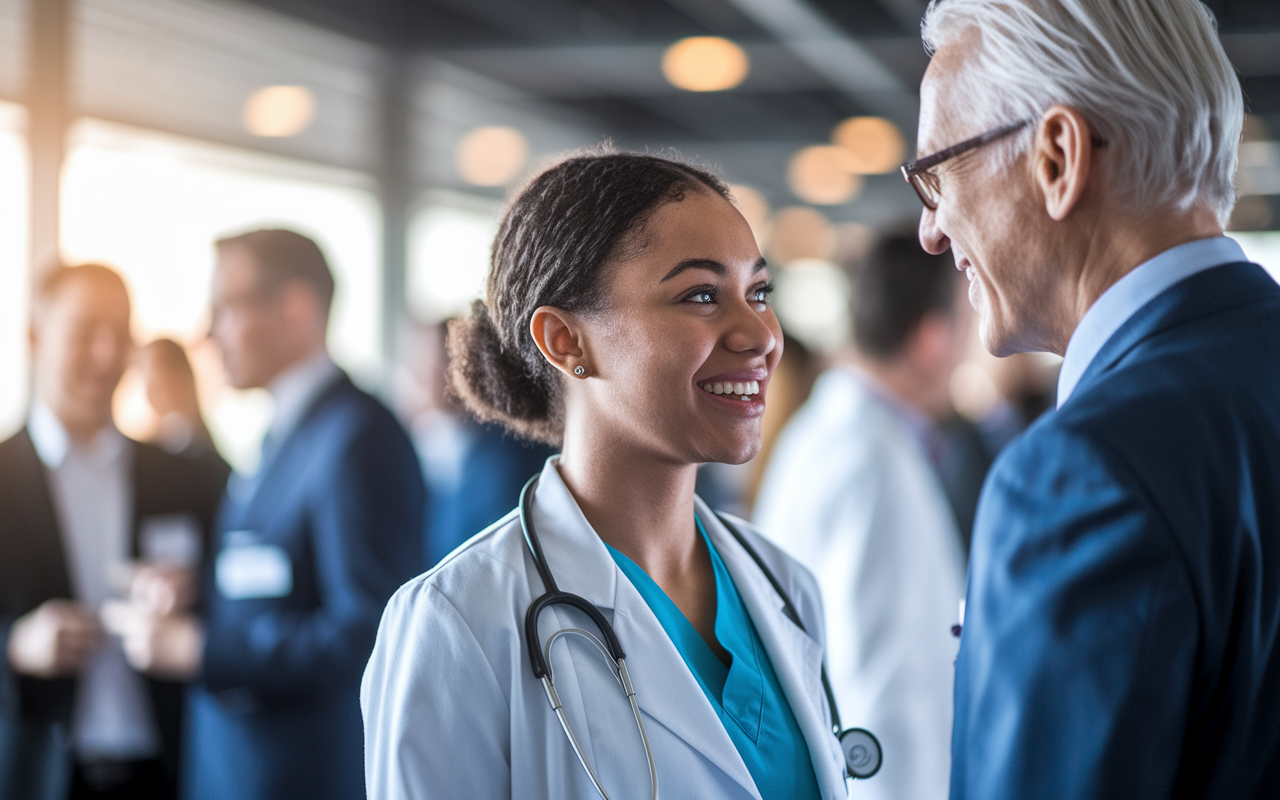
[900,119,1108,210]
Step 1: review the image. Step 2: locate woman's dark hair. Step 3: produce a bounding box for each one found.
[447,149,731,445]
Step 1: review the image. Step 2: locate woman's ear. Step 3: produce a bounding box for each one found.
[530,306,589,378]
[1033,105,1094,221]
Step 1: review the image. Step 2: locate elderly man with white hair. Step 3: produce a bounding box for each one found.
[905,0,1280,797]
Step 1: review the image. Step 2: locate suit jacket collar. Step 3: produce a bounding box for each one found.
[1072,261,1274,404]
[224,372,352,525]
[28,402,128,471]
[528,457,842,799]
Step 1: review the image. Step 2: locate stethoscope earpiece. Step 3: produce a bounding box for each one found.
[839,727,883,780]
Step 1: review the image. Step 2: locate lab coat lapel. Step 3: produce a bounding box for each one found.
[698,500,849,800]
[529,460,762,799]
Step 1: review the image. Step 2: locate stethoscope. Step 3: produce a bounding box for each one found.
[519,476,882,800]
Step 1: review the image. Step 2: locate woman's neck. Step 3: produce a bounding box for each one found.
[557,426,702,589]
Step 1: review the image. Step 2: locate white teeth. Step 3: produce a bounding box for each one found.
[699,380,761,398]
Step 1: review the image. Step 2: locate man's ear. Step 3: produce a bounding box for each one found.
[1033,105,1095,221]
[530,306,588,378]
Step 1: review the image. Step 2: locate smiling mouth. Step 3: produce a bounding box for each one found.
[698,380,761,402]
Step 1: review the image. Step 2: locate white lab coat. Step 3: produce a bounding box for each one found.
[362,456,849,800]
[755,368,965,800]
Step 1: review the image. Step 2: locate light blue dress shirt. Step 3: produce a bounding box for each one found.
[605,519,822,800]
[1057,236,1247,408]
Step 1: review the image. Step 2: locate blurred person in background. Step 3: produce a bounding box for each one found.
[107,229,425,800]
[399,322,554,567]
[754,232,973,800]
[137,339,220,465]
[0,264,227,800]
[913,0,1280,796]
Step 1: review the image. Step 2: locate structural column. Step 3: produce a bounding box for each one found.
[29,0,71,276]
[378,49,414,396]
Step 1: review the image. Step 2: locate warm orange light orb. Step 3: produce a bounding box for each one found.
[243,86,316,138]
[727,183,771,249]
[768,206,836,264]
[455,126,529,187]
[788,145,863,205]
[832,116,906,174]
[662,37,750,92]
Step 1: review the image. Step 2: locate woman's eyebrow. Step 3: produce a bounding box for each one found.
[660,257,768,282]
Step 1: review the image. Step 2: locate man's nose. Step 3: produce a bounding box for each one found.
[919,207,950,255]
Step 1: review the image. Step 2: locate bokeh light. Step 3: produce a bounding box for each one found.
[768,206,836,264]
[728,183,771,251]
[788,145,862,205]
[662,36,749,92]
[772,258,850,353]
[455,126,529,187]
[832,116,907,174]
[243,85,316,138]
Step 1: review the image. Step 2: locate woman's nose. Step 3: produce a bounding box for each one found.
[919,207,950,255]
[724,300,778,355]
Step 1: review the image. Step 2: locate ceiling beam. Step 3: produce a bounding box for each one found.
[1222,33,1280,78]
[718,0,919,127]
[869,0,928,34]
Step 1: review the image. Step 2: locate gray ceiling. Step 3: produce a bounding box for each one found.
[50,0,1280,229]
[227,0,1280,227]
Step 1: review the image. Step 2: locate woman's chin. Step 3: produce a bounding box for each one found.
[693,434,761,467]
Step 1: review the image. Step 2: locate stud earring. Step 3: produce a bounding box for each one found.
[574,365,586,377]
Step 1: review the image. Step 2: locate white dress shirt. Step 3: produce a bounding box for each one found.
[754,367,965,800]
[1057,236,1246,407]
[28,403,160,760]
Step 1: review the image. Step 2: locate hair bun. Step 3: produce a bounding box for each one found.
[446,300,563,443]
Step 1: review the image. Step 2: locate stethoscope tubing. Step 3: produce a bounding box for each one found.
[518,474,881,793]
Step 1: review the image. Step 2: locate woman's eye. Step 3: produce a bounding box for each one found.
[689,291,716,304]
[752,284,775,305]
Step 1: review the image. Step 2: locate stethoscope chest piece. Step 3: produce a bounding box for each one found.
[839,727,883,780]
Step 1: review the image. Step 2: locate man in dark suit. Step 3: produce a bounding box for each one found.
[909,0,1279,797]
[0,264,227,800]
[116,229,425,800]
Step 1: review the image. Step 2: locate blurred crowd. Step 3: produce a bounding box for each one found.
[0,223,1050,800]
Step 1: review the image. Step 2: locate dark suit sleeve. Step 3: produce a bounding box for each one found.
[202,412,426,694]
[951,424,1198,800]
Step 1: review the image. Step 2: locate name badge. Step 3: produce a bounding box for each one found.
[216,532,293,600]
[140,514,202,567]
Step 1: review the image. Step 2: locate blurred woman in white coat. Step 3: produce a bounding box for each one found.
[362,151,850,800]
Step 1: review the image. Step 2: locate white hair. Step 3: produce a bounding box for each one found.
[921,0,1243,226]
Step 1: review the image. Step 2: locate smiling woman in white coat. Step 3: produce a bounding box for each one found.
[361,151,851,800]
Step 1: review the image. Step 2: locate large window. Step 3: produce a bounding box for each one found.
[60,119,382,470]
[1231,232,1280,283]
[406,194,500,324]
[0,100,28,440]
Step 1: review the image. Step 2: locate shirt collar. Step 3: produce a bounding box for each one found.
[1057,236,1246,408]
[266,349,341,443]
[28,401,128,470]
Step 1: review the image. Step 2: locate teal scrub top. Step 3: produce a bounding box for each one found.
[605,519,822,800]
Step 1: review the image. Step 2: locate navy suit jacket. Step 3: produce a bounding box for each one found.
[424,422,554,567]
[185,374,424,800]
[951,261,1280,799]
